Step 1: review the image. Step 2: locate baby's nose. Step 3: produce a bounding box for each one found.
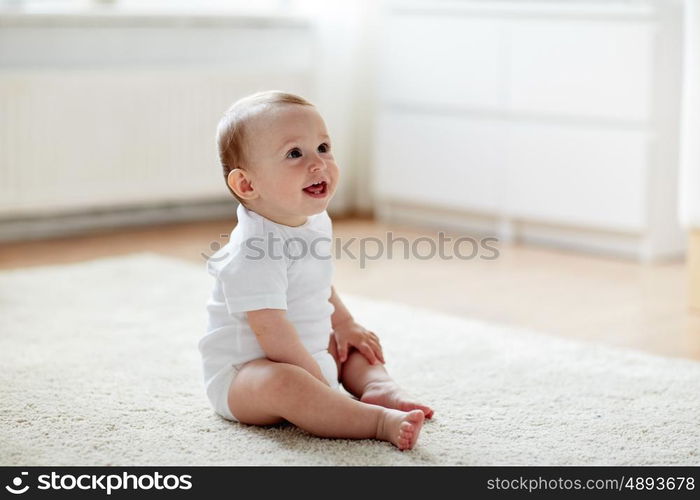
[309,156,326,171]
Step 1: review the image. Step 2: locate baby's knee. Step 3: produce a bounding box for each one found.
[261,362,308,394]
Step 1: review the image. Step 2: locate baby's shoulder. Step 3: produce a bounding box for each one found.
[309,210,333,235]
[207,226,287,279]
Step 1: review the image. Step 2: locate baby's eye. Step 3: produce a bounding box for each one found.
[318,143,330,153]
[286,148,302,159]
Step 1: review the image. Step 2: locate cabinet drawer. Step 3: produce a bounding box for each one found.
[380,15,504,108]
[509,19,654,121]
[374,111,505,213]
[504,122,649,231]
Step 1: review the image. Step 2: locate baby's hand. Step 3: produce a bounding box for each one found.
[332,319,385,365]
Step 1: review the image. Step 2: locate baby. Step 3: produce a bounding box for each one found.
[198,90,433,450]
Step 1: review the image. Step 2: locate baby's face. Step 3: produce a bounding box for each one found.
[238,104,339,227]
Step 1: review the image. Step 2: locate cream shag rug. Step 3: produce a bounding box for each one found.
[0,253,699,466]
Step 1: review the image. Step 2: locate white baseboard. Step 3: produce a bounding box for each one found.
[375,200,686,262]
[0,199,239,242]
[0,198,355,242]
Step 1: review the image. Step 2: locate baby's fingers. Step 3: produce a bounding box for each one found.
[365,331,384,361]
[374,341,385,364]
[358,342,378,365]
[369,339,385,364]
[335,337,349,363]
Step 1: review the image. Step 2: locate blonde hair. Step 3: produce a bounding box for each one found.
[216,90,314,204]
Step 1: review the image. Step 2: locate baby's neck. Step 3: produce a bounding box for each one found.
[247,204,308,227]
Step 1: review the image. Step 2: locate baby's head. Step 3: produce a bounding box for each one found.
[217,90,339,227]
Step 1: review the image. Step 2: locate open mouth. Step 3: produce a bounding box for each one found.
[302,181,328,198]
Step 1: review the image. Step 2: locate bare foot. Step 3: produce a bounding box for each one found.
[376,409,425,450]
[361,380,434,419]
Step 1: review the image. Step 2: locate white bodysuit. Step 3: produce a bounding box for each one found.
[198,203,338,421]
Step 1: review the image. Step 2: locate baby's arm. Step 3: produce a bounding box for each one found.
[329,285,354,328]
[328,286,384,364]
[247,309,328,386]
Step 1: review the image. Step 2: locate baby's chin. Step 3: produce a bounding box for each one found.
[299,203,331,216]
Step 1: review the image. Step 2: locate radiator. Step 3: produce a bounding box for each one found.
[0,68,312,218]
[0,11,316,221]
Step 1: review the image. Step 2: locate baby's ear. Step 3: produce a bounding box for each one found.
[228,168,258,201]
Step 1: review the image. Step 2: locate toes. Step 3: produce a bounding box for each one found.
[399,401,434,420]
[398,422,417,450]
[407,410,424,424]
[388,409,426,451]
[405,411,424,449]
[416,405,432,418]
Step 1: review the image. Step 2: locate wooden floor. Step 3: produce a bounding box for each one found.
[2,216,699,361]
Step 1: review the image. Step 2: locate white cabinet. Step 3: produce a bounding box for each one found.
[381,16,504,108]
[509,19,655,121]
[504,123,650,231]
[375,112,504,214]
[373,0,685,260]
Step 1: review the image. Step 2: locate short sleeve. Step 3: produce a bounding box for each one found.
[218,235,288,314]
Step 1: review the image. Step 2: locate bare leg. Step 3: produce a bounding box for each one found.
[227,358,424,450]
[329,340,434,419]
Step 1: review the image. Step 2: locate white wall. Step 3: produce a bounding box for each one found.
[299,0,379,215]
[680,0,700,229]
[0,3,368,241]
